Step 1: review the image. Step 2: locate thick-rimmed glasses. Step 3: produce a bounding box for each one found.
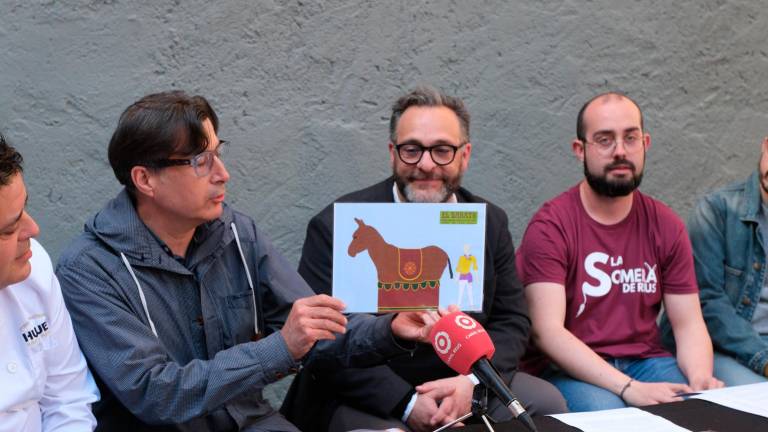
[150,140,227,177]
[585,132,643,155]
[395,142,466,166]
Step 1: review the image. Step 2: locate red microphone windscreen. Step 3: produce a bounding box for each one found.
[429,311,495,375]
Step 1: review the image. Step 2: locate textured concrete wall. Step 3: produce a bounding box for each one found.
[3,0,768,265]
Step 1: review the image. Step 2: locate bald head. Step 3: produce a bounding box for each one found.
[577,92,644,142]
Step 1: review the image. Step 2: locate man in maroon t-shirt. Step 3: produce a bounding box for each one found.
[516,92,723,412]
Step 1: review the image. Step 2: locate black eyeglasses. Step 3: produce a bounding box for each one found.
[395,142,466,166]
[149,140,227,177]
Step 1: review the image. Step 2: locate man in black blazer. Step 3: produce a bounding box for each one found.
[282,87,566,431]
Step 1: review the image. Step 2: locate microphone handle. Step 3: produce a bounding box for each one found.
[471,358,538,432]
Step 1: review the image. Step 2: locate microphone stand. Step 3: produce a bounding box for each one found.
[432,384,497,432]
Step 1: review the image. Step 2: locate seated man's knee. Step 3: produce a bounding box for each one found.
[509,372,568,416]
[328,405,404,432]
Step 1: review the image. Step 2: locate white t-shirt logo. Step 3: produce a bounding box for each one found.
[577,252,658,317]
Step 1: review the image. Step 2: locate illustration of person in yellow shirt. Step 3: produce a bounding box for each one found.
[456,243,478,307]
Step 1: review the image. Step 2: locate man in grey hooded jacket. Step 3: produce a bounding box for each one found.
[55,91,436,431]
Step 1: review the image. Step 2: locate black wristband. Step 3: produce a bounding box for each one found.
[619,379,633,400]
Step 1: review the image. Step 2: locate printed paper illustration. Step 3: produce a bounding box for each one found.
[333,203,486,312]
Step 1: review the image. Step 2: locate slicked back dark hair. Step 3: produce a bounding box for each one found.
[108,90,218,194]
[0,133,23,186]
[389,86,470,143]
[576,91,644,142]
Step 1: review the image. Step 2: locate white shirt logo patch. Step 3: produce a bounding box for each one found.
[577,252,658,317]
[19,314,50,350]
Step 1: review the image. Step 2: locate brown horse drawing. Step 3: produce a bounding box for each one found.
[348,218,453,312]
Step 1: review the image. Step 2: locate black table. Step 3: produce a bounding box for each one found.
[457,399,768,432]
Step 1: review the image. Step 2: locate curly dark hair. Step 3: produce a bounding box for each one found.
[0,133,23,186]
[390,86,470,144]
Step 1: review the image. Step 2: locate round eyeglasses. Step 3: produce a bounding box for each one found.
[149,140,227,177]
[395,142,467,166]
[585,132,644,155]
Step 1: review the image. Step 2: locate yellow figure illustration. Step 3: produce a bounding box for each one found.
[456,244,478,307]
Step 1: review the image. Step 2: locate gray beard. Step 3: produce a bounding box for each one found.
[393,171,462,203]
[402,182,451,203]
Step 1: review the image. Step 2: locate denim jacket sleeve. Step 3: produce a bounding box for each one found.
[689,192,768,375]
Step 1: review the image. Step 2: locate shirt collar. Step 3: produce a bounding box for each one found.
[742,170,764,223]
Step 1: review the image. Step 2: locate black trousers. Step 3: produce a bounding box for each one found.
[328,372,567,432]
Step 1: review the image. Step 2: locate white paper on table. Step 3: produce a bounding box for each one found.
[549,407,691,432]
[691,381,768,419]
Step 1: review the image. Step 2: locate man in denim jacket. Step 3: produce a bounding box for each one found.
[665,138,768,385]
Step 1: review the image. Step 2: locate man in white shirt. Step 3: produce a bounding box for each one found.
[0,134,98,431]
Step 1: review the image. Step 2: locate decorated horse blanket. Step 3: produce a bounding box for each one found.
[378,248,440,312]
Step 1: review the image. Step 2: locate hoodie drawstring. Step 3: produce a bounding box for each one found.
[231,222,260,335]
[119,222,259,339]
[120,252,159,338]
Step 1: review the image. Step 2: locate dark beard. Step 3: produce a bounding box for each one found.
[393,169,462,203]
[583,155,644,198]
